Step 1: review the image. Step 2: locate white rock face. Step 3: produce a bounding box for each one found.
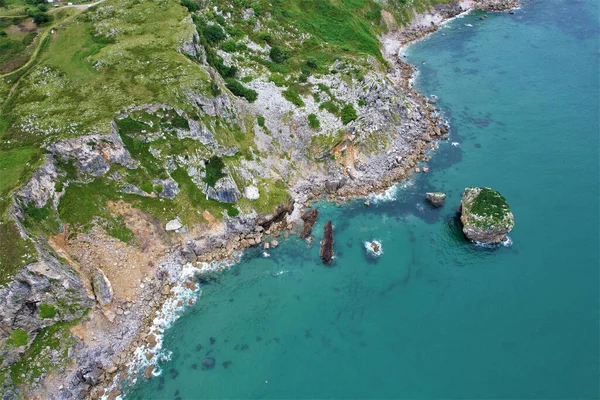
[244,186,260,200]
[166,219,183,231]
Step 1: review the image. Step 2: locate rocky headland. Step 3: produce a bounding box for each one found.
[0,0,518,398]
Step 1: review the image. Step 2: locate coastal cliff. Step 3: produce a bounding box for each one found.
[0,0,517,397]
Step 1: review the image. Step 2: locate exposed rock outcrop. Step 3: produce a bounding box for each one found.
[256,199,294,230]
[320,221,334,265]
[204,176,242,204]
[459,187,514,244]
[47,124,138,176]
[426,192,446,207]
[300,208,319,239]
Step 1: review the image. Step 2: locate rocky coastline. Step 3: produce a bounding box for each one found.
[0,1,518,398]
[93,2,519,399]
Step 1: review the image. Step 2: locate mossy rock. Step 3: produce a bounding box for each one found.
[460,187,514,244]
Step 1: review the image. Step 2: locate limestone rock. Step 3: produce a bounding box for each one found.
[244,186,260,200]
[205,176,242,203]
[459,187,514,244]
[166,219,183,231]
[425,192,446,207]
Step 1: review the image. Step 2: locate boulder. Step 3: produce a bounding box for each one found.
[320,221,334,265]
[300,208,319,239]
[166,219,183,231]
[459,187,514,244]
[244,186,260,200]
[324,177,347,193]
[205,176,242,203]
[425,192,446,207]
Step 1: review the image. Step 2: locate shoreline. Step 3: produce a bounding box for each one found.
[91,1,519,398]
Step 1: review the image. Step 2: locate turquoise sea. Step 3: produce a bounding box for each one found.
[130,1,599,398]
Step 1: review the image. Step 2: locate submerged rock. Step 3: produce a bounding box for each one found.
[459,187,514,244]
[425,192,446,207]
[300,208,319,239]
[320,221,334,265]
[202,358,216,369]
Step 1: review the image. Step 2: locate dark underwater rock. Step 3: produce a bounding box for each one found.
[320,221,334,265]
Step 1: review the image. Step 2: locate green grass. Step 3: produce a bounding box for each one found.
[39,303,58,318]
[282,88,304,107]
[7,329,28,347]
[468,187,511,221]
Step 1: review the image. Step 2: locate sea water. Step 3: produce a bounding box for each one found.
[129,1,599,398]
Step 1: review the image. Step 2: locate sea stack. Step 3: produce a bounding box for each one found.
[301,208,319,239]
[459,187,514,244]
[320,221,334,265]
[425,192,446,207]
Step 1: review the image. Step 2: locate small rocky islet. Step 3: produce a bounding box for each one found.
[459,187,514,244]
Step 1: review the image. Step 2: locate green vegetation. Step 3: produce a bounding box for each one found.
[39,303,58,319]
[8,311,88,386]
[308,113,320,129]
[269,46,289,64]
[282,88,304,107]
[7,329,28,347]
[257,115,265,127]
[469,188,511,221]
[204,155,225,187]
[225,79,258,102]
[341,104,358,124]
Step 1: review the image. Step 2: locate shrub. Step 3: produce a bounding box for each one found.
[180,0,198,12]
[358,99,366,107]
[306,58,318,69]
[205,155,226,187]
[203,24,226,44]
[225,79,258,102]
[39,303,58,318]
[258,32,275,45]
[0,31,6,37]
[269,46,289,64]
[282,88,304,107]
[221,40,237,52]
[257,116,265,127]
[308,114,320,129]
[32,12,51,26]
[226,206,240,217]
[341,104,357,124]
[319,101,339,114]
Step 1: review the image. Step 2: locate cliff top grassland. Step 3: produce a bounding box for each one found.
[0,0,458,394]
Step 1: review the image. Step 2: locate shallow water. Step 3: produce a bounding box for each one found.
[129,1,599,398]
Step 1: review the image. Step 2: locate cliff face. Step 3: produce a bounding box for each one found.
[0,0,517,396]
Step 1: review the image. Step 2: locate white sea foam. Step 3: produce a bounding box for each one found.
[474,236,513,248]
[102,252,244,399]
[465,23,473,27]
[451,142,460,147]
[364,240,383,257]
[366,180,414,204]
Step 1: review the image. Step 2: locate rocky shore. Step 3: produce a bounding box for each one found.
[0,1,518,398]
[92,2,519,398]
